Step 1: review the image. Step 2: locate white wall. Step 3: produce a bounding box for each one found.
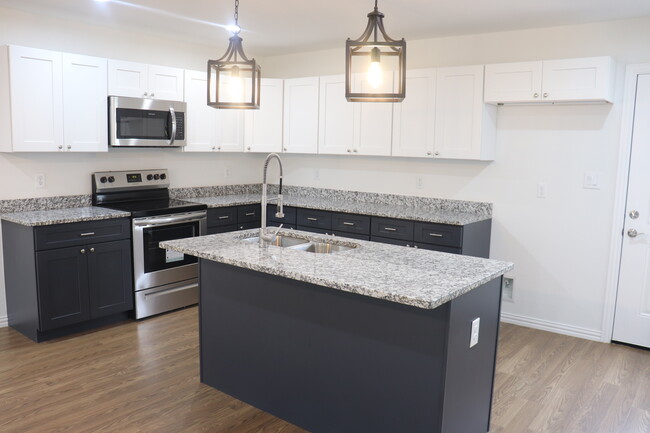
[0,6,265,324]
[263,18,650,341]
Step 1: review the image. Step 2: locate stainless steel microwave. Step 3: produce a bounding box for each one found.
[109,96,186,147]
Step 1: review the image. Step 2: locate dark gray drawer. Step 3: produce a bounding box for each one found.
[207,224,238,235]
[370,236,414,247]
[35,218,130,251]
[414,222,462,248]
[207,207,237,227]
[267,223,296,230]
[238,221,259,230]
[296,225,331,235]
[267,205,297,225]
[414,242,461,255]
[331,230,370,241]
[238,205,261,224]
[332,213,370,235]
[371,217,414,241]
[297,209,332,230]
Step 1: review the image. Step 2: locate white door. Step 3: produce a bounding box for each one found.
[148,65,184,101]
[612,73,650,348]
[392,69,436,158]
[354,72,393,156]
[108,60,148,98]
[484,61,543,104]
[9,46,64,152]
[245,78,283,153]
[183,70,217,152]
[318,75,354,155]
[62,53,108,152]
[283,77,319,154]
[217,110,245,152]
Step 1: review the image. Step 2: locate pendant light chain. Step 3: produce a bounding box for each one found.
[234,0,239,27]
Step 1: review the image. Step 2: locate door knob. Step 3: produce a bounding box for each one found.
[628,228,644,238]
[629,210,640,219]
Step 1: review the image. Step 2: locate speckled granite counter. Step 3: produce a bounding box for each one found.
[161,229,513,310]
[188,193,489,226]
[1,207,130,226]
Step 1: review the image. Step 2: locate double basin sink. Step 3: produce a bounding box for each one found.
[244,234,356,254]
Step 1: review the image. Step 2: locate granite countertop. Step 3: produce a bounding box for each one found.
[1,207,131,226]
[160,229,513,310]
[189,194,489,225]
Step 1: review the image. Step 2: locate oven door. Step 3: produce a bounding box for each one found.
[132,211,207,292]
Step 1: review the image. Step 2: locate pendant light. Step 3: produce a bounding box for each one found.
[345,0,406,102]
[207,0,260,109]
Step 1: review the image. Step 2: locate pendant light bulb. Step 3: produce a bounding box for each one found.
[228,66,245,100]
[368,47,383,89]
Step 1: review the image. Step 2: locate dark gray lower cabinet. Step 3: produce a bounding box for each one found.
[3,219,133,342]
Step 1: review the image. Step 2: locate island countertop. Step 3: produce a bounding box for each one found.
[160,229,513,310]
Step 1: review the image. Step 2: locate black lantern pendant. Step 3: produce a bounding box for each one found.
[207,0,261,109]
[345,0,406,102]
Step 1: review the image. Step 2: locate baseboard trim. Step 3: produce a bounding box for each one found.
[0,315,8,328]
[500,312,602,342]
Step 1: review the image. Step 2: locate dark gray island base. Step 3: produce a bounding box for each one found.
[199,260,503,433]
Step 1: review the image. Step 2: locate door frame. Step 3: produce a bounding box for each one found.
[602,63,650,342]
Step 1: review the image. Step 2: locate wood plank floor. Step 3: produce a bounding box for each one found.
[0,307,648,433]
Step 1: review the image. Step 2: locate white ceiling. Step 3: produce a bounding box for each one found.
[1,0,650,56]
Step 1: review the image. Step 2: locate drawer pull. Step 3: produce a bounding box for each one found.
[307,217,318,221]
[90,248,95,253]
[80,232,95,236]
[343,222,355,226]
[384,227,397,232]
[429,233,443,238]
[245,212,256,216]
[218,215,230,220]
[80,249,86,254]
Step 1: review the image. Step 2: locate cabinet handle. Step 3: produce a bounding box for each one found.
[67,145,71,150]
[347,149,352,153]
[239,226,244,229]
[384,227,397,232]
[90,247,95,253]
[245,212,256,216]
[80,249,86,254]
[343,222,355,226]
[217,146,221,151]
[534,93,539,98]
[353,149,358,153]
[434,151,439,156]
[247,147,251,151]
[217,215,230,220]
[429,233,443,238]
[151,93,155,98]
[307,217,318,221]
[283,147,288,151]
[80,232,95,236]
[144,92,148,97]
[58,145,63,150]
[427,151,432,156]
[543,93,549,98]
[212,146,216,151]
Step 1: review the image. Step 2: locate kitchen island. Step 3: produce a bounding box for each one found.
[161,230,513,433]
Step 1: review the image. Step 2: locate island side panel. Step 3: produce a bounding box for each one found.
[441,277,502,433]
[200,260,451,433]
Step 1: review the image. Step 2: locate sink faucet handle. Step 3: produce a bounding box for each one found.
[269,224,283,241]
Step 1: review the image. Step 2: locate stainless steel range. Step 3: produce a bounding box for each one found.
[92,169,207,319]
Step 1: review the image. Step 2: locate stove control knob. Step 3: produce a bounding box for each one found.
[100,176,108,183]
[153,174,160,180]
[147,174,154,181]
[108,176,115,183]
[160,173,167,180]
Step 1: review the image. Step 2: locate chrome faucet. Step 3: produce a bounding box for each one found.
[260,153,285,247]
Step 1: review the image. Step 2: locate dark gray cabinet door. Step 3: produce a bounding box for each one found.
[36,246,90,331]
[87,239,133,319]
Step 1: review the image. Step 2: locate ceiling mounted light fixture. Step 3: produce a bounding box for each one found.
[345,0,406,102]
[207,0,260,109]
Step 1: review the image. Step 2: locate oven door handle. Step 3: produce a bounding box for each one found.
[133,214,206,227]
[168,107,176,146]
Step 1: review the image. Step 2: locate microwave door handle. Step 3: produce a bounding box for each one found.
[168,107,176,146]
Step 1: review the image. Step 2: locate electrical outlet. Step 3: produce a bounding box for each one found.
[314,168,320,181]
[470,318,480,348]
[224,166,231,178]
[502,277,514,302]
[416,175,423,189]
[536,182,547,198]
[35,173,46,189]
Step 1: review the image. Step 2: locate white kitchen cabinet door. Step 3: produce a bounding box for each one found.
[245,78,283,153]
[148,65,184,101]
[318,75,354,155]
[108,60,148,98]
[283,77,319,154]
[392,69,436,158]
[434,65,496,161]
[216,110,245,152]
[7,46,64,152]
[62,54,108,152]
[484,61,543,104]
[183,70,217,152]
[354,73,393,156]
[542,56,615,102]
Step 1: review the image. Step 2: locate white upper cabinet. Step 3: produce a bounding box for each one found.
[62,53,108,152]
[484,56,615,104]
[283,77,319,154]
[109,60,184,101]
[392,69,436,158]
[319,75,354,155]
[245,78,284,153]
[354,73,393,156]
[216,110,245,152]
[434,65,496,161]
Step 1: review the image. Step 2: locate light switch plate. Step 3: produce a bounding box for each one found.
[536,182,547,198]
[470,317,480,348]
[583,172,601,190]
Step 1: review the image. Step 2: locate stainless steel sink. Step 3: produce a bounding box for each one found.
[243,235,310,248]
[290,242,356,254]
